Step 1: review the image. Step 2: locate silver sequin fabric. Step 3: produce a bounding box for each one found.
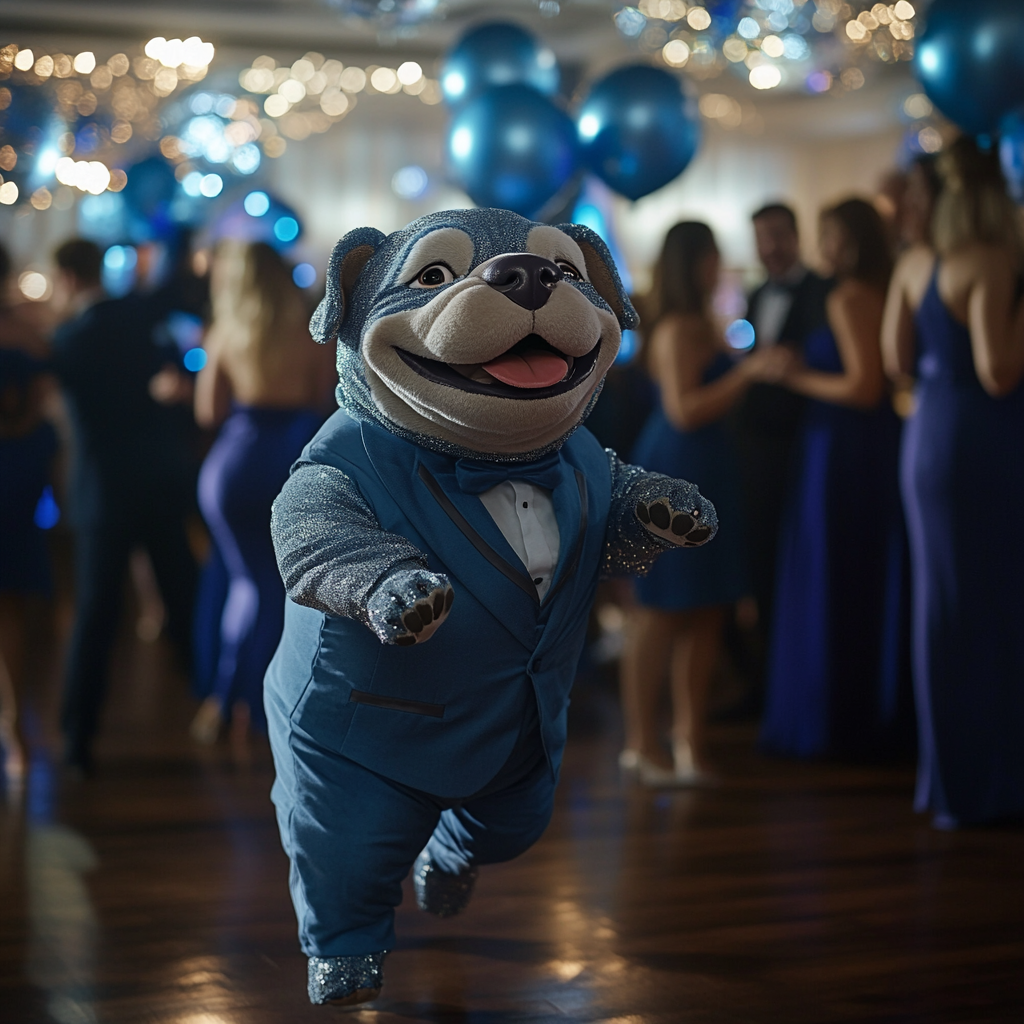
[307,951,387,1005]
[271,463,427,631]
[600,450,719,579]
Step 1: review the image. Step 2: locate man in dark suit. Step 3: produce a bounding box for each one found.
[50,239,197,772]
[731,203,831,698]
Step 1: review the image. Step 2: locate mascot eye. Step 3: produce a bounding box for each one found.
[412,263,455,288]
[557,260,582,281]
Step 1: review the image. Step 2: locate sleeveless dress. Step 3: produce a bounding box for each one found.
[0,349,58,595]
[632,351,748,610]
[760,324,912,760]
[902,270,1024,826]
[197,406,323,729]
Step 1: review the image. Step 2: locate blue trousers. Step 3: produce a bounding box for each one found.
[267,693,555,957]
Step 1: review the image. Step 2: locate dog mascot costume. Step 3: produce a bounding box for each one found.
[265,208,718,1006]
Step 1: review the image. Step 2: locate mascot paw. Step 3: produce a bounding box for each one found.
[636,498,713,548]
[367,568,455,646]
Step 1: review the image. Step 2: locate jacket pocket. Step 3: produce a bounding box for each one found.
[348,689,445,718]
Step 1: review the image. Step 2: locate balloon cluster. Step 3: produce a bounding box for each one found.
[912,0,1024,199]
[443,22,700,218]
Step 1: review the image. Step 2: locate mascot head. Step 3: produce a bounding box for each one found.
[311,208,638,462]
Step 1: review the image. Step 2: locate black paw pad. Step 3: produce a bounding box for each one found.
[671,513,695,536]
[635,501,651,525]
[444,588,455,611]
[432,591,445,617]
[649,501,671,530]
[686,526,711,543]
[416,600,434,627]
[402,609,424,634]
[395,635,417,647]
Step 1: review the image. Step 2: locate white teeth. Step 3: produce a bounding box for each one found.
[450,364,496,384]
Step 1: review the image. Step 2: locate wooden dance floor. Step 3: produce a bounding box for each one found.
[2,629,1023,1023]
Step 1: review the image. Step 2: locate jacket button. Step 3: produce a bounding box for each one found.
[533,657,543,672]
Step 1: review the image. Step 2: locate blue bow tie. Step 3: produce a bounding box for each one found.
[455,451,564,494]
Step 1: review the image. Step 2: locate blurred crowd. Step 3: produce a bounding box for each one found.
[0,232,334,783]
[1,133,1022,831]
[599,135,1023,829]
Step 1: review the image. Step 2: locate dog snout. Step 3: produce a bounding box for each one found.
[481,254,562,312]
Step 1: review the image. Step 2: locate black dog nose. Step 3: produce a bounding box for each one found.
[481,253,563,311]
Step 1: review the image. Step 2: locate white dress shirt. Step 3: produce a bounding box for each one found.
[478,481,561,600]
[752,263,807,347]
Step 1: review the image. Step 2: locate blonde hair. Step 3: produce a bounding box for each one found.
[207,241,308,388]
[933,136,1022,260]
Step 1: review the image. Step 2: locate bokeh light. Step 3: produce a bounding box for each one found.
[183,348,208,372]
[244,190,270,216]
[725,319,756,350]
[274,216,299,242]
[18,270,50,301]
[391,165,429,199]
[292,263,317,288]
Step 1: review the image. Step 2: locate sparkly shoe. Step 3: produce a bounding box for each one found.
[307,952,386,1006]
[413,850,478,918]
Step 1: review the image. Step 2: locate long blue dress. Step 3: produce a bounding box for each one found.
[197,406,322,730]
[0,349,57,596]
[632,351,748,610]
[760,324,912,760]
[902,270,1024,827]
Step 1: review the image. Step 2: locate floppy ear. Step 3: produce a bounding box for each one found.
[555,222,639,331]
[310,227,387,344]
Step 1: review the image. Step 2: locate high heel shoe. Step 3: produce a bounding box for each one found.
[672,741,719,788]
[619,749,685,787]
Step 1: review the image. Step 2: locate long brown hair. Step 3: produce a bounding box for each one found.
[206,241,308,388]
[647,221,718,326]
[820,198,893,290]
[933,135,1022,260]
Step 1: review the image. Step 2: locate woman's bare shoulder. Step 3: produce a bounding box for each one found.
[651,311,712,344]
[828,277,884,312]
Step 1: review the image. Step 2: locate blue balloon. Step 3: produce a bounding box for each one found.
[577,65,700,202]
[915,0,1024,137]
[441,22,559,107]
[448,84,578,218]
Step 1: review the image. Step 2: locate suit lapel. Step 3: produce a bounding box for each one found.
[544,463,586,608]
[360,421,540,650]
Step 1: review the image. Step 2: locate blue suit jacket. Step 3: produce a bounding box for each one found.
[265,412,612,799]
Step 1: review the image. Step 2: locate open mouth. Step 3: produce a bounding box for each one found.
[394,334,601,401]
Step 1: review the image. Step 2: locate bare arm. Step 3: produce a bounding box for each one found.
[785,282,886,409]
[193,338,232,429]
[967,249,1024,397]
[652,315,776,431]
[882,254,921,379]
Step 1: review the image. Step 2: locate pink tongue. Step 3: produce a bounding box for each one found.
[482,349,569,389]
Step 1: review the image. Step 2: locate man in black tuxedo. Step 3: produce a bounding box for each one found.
[50,239,197,772]
[731,203,831,698]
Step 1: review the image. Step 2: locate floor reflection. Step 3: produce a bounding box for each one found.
[26,822,99,1024]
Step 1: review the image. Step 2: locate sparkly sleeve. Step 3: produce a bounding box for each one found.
[599,449,714,579]
[271,463,429,625]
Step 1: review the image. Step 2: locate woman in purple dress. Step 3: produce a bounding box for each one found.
[761,199,912,761]
[883,138,1024,828]
[189,243,335,746]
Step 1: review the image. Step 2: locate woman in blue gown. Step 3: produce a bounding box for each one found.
[0,243,57,785]
[761,199,912,761]
[883,138,1024,828]
[621,222,791,785]
[189,242,335,745]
